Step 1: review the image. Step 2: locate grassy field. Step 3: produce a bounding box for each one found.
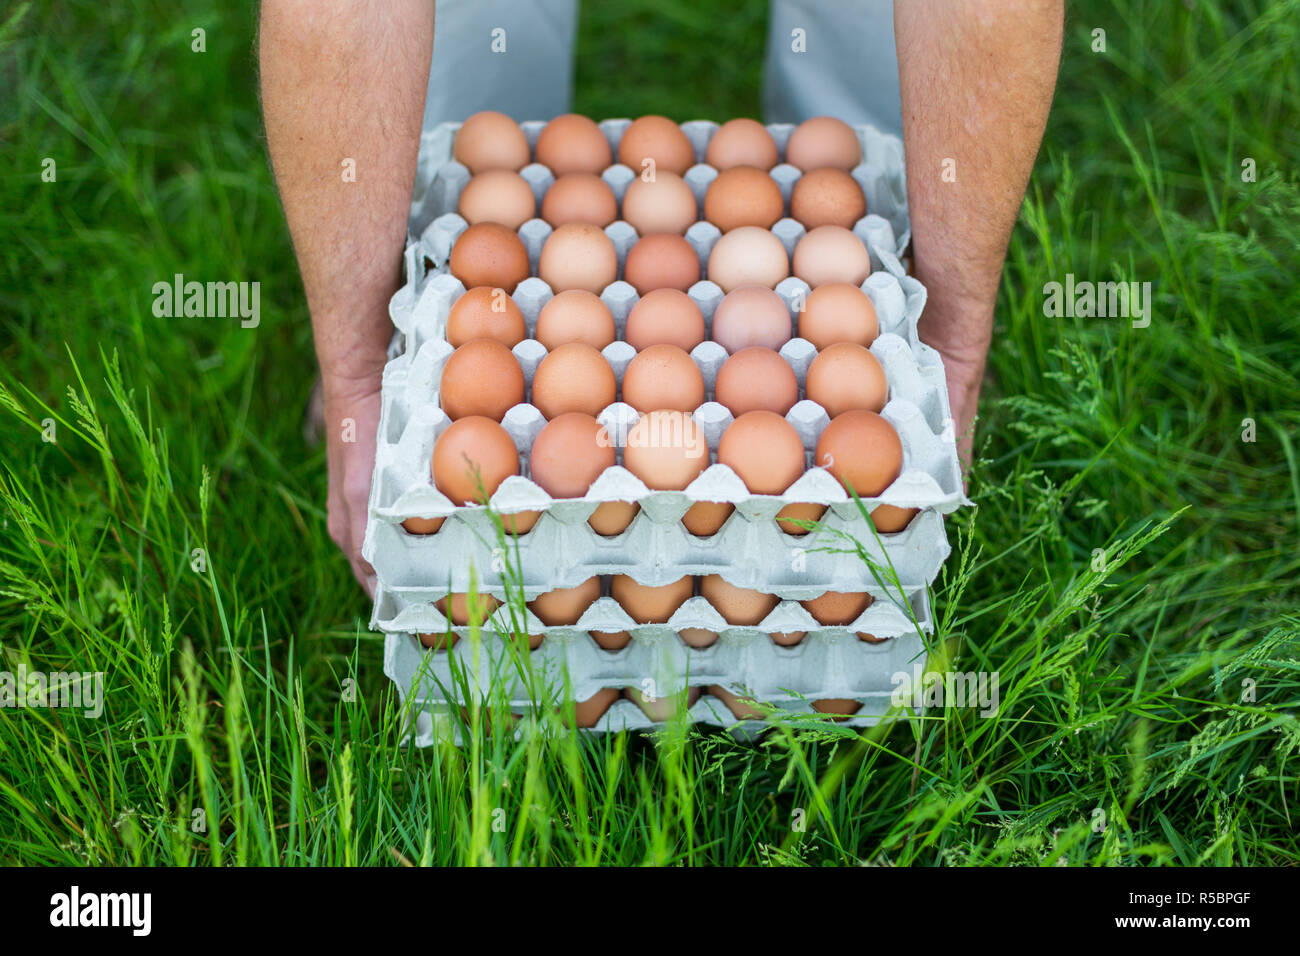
[2,0,1298,866]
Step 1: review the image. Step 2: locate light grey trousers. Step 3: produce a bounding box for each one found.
[423,0,901,135]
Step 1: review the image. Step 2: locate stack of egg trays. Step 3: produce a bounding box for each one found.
[368,117,968,734]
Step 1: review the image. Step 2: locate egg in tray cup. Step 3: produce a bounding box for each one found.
[364,112,969,739]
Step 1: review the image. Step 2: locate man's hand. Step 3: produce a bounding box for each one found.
[260,0,433,594]
[323,372,384,596]
[929,329,988,468]
[895,0,1063,472]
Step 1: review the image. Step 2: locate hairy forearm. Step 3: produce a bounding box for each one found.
[895,0,1062,377]
[259,0,434,387]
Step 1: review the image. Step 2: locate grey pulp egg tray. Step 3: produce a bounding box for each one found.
[369,117,968,734]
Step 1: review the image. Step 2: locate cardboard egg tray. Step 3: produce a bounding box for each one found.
[398,692,910,746]
[370,116,963,735]
[381,579,930,738]
[384,618,928,741]
[364,265,963,596]
[409,118,911,275]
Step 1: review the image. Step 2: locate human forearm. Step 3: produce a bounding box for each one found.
[260,0,434,594]
[894,0,1063,455]
[259,0,434,386]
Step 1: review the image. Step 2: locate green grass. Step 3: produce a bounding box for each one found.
[2,0,1298,866]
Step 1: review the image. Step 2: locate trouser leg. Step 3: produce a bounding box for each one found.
[762,0,902,136]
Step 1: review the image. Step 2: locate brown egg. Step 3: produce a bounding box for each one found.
[710,286,792,353]
[718,409,823,536]
[625,290,706,352]
[589,500,640,536]
[815,409,904,498]
[800,282,879,349]
[446,287,527,348]
[679,626,718,649]
[811,698,862,720]
[790,167,867,230]
[501,510,540,536]
[714,349,799,416]
[624,685,703,722]
[718,410,805,494]
[719,409,820,535]
[705,119,779,170]
[806,343,888,416]
[704,166,785,232]
[453,110,530,174]
[402,515,444,535]
[437,591,503,625]
[431,416,519,505]
[528,412,635,535]
[801,590,873,626]
[617,116,694,176]
[568,686,621,727]
[612,574,693,642]
[785,117,861,172]
[528,412,614,496]
[536,114,612,176]
[623,410,709,489]
[590,631,632,651]
[624,234,701,294]
[701,574,778,626]
[535,289,617,350]
[449,223,531,293]
[531,343,617,419]
[775,501,829,537]
[418,631,458,651]
[458,170,536,230]
[707,226,789,292]
[707,684,768,720]
[539,223,618,294]
[440,339,525,421]
[621,345,705,413]
[621,172,698,236]
[793,226,872,288]
[871,504,919,534]
[541,173,618,227]
[681,500,734,537]
[770,628,807,647]
[529,575,602,625]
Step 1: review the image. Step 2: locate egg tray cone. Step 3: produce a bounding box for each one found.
[409,118,911,273]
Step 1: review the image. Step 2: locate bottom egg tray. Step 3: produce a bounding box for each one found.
[382,622,928,716]
[396,693,909,745]
[374,581,930,704]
